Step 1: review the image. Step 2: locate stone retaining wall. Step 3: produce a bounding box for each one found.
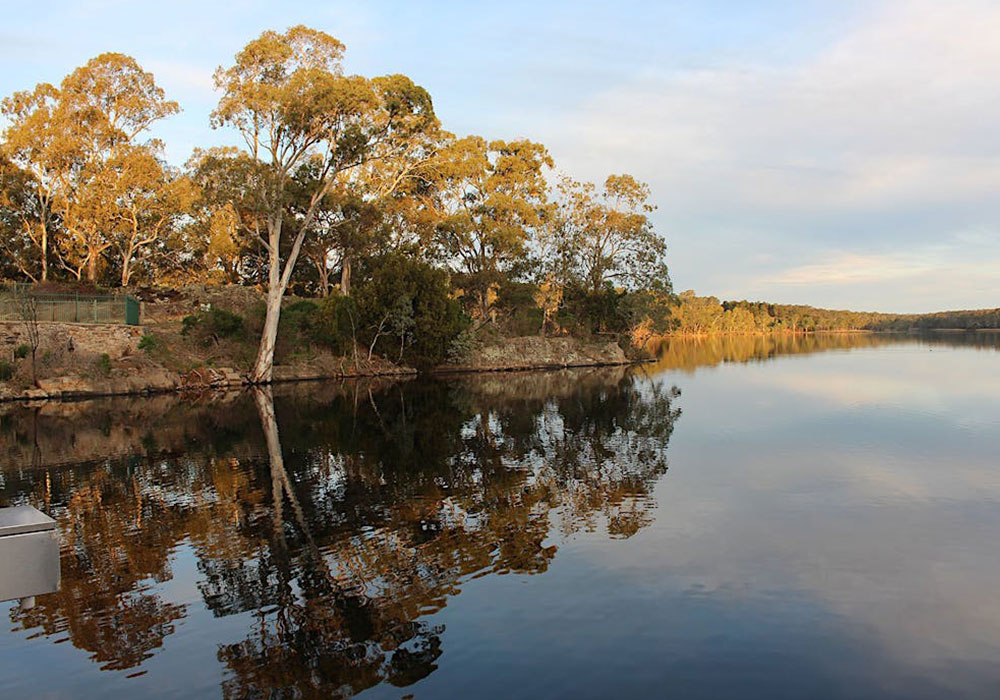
[0,321,143,360]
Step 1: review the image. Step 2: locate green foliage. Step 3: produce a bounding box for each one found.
[446,328,482,363]
[0,360,12,381]
[495,280,544,335]
[316,295,359,356]
[355,254,467,367]
[281,300,320,337]
[558,284,626,336]
[274,300,340,359]
[13,343,30,359]
[95,353,112,377]
[181,308,245,345]
[138,333,162,353]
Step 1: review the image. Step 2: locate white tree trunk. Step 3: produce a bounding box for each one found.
[251,283,283,383]
[250,217,285,384]
[340,255,351,296]
[40,221,48,282]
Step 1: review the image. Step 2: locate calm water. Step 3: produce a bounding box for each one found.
[1,332,999,698]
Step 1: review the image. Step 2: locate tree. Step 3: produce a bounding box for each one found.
[353,254,466,367]
[1,83,66,281]
[297,181,380,297]
[212,25,438,383]
[432,136,552,320]
[107,146,195,286]
[186,147,270,285]
[22,53,179,284]
[554,173,668,294]
[0,157,51,281]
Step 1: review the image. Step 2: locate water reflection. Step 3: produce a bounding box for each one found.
[3,331,999,698]
[1,368,680,696]
[645,329,1000,373]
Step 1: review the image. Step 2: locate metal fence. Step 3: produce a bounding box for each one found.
[0,290,140,326]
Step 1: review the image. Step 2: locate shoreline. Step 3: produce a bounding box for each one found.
[0,357,646,404]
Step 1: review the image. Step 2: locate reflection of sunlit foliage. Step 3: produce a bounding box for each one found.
[4,368,680,695]
[10,464,188,670]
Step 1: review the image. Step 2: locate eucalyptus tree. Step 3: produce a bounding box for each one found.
[0,156,50,281]
[297,134,444,299]
[556,174,668,294]
[186,147,270,284]
[1,83,66,281]
[57,53,179,282]
[212,25,438,383]
[109,146,195,286]
[1,53,178,283]
[432,136,552,320]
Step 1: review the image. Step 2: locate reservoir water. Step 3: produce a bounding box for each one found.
[1,333,999,698]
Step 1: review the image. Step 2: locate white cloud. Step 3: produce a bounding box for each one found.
[542,0,1000,309]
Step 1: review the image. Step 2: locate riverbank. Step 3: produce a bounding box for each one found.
[0,329,634,403]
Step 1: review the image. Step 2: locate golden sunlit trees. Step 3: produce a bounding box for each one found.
[432,136,552,320]
[0,83,63,281]
[107,146,195,286]
[211,25,438,383]
[55,53,179,283]
[2,53,179,284]
[554,173,668,294]
[186,147,269,285]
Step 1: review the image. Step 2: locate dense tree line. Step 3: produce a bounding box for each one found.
[667,291,895,334]
[879,308,1000,331]
[668,292,1000,335]
[1,26,670,378]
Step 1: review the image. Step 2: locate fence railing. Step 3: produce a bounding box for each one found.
[0,290,141,326]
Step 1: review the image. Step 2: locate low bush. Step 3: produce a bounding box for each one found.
[0,360,12,381]
[181,308,245,345]
[495,280,545,336]
[315,295,358,356]
[138,333,162,353]
[13,344,30,360]
[446,328,482,363]
[95,353,112,377]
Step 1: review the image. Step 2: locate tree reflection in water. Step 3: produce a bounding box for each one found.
[3,368,680,696]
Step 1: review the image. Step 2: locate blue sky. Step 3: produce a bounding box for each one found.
[2,0,997,312]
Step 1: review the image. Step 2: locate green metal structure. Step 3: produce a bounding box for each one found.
[0,289,141,326]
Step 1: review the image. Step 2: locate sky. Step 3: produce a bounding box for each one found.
[2,0,998,312]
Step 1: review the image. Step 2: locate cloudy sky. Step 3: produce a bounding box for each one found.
[2,0,998,312]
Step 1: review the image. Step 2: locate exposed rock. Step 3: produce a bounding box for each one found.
[442,335,629,372]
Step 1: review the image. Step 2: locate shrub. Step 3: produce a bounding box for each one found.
[354,254,468,367]
[95,353,112,377]
[0,361,12,381]
[558,284,627,337]
[13,344,30,360]
[495,280,545,335]
[496,280,538,314]
[181,308,245,345]
[272,300,324,360]
[283,300,320,340]
[138,333,162,353]
[446,329,482,363]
